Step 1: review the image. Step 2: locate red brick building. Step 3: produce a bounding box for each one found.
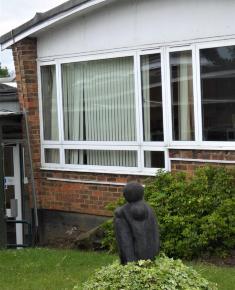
[1,0,235,244]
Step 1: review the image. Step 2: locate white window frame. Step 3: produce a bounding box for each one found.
[38,38,235,175]
[167,39,235,149]
[39,50,169,175]
[166,45,200,146]
[196,39,235,148]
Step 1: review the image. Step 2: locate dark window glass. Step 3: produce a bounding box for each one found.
[170,51,195,141]
[200,46,235,141]
[144,151,165,168]
[4,147,14,176]
[141,54,164,141]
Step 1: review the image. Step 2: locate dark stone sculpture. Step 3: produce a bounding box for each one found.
[114,182,160,265]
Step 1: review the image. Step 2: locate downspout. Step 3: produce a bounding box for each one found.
[10,31,39,244]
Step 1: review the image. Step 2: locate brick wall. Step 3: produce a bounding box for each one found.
[39,171,146,216]
[169,149,235,174]
[12,37,235,219]
[12,38,41,205]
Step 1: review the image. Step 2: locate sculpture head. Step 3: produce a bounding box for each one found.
[123,182,144,203]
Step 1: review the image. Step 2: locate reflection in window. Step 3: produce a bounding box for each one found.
[65,150,137,167]
[141,54,164,141]
[200,46,235,141]
[170,51,195,141]
[41,65,59,140]
[144,151,165,168]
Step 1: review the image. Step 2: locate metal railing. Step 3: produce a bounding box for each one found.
[6,219,32,248]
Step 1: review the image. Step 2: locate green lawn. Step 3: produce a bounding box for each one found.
[0,248,234,290]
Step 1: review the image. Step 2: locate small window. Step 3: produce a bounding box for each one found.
[41,65,59,141]
[170,50,195,141]
[144,151,165,168]
[44,149,60,163]
[65,150,137,167]
[200,45,235,141]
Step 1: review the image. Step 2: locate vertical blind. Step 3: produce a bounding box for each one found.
[65,149,137,167]
[62,56,137,166]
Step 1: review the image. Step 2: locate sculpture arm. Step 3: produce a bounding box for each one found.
[114,208,135,265]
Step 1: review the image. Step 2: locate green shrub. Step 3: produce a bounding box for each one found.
[102,166,235,259]
[82,255,217,290]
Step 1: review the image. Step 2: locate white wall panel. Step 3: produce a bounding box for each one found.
[38,0,235,58]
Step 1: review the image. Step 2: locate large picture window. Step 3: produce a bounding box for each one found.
[40,54,166,172]
[62,57,136,142]
[40,41,235,174]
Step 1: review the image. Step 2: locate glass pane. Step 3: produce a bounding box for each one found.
[41,65,59,140]
[44,149,60,163]
[4,147,14,176]
[144,151,165,168]
[62,57,136,141]
[65,150,137,167]
[5,185,15,209]
[3,124,22,140]
[141,54,164,141]
[200,46,235,141]
[170,51,195,141]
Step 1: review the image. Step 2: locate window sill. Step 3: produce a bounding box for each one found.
[167,143,235,150]
[40,166,160,176]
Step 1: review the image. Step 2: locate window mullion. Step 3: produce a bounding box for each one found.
[161,47,171,147]
[37,63,45,168]
[135,52,144,170]
[194,45,203,143]
[56,61,64,164]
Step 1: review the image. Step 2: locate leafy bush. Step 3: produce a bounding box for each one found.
[82,255,217,290]
[102,166,235,259]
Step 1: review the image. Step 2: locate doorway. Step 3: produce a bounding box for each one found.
[4,144,23,246]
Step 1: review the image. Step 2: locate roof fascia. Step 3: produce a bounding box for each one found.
[1,0,110,50]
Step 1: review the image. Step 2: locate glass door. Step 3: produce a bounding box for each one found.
[4,144,23,246]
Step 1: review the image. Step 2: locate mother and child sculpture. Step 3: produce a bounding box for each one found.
[114,182,160,265]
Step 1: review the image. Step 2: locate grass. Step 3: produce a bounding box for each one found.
[0,248,115,290]
[0,248,234,290]
[189,262,235,290]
